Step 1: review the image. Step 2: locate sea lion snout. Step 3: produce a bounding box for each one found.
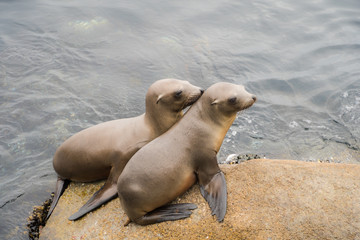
[235,86,256,110]
[182,86,204,108]
[252,95,257,102]
[240,93,256,110]
[245,93,257,106]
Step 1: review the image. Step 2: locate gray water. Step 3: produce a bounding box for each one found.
[1,0,359,238]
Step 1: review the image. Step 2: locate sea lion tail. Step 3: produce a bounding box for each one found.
[133,203,197,226]
[46,178,69,220]
[68,181,118,221]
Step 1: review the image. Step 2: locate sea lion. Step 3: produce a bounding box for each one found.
[46,79,204,221]
[117,82,256,225]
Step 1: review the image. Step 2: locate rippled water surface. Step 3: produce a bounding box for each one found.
[1,0,359,238]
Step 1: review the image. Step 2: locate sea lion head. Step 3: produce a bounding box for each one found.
[202,82,256,119]
[146,78,204,113]
[145,78,203,133]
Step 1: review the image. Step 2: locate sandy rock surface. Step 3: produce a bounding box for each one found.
[40,159,360,240]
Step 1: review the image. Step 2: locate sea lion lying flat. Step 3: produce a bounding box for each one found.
[46,79,204,221]
[117,82,256,225]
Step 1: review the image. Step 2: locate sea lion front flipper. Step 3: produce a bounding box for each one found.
[199,171,227,222]
[68,181,118,221]
[46,177,69,220]
[134,203,197,225]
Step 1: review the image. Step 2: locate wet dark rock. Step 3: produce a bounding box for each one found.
[27,194,52,240]
[224,153,263,164]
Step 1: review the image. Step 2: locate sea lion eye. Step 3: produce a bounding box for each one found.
[228,97,237,104]
[174,90,182,98]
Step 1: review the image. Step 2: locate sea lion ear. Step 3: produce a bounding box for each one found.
[156,95,163,104]
[211,99,219,105]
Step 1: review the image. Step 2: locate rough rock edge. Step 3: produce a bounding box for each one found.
[28,153,340,239]
[27,193,53,240]
[28,153,263,239]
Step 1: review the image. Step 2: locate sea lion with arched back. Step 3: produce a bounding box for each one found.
[46,79,203,221]
[117,82,256,225]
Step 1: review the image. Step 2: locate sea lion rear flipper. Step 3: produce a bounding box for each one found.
[199,171,227,222]
[68,181,118,221]
[134,203,197,225]
[46,177,69,220]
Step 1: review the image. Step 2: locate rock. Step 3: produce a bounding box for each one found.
[27,196,53,240]
[40,159,360,239]
[224,153,263,164]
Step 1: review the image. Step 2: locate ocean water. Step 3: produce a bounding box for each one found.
[0,0,359,238]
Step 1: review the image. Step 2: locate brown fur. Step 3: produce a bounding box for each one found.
[117,82,256,225]
[47,79,203,220]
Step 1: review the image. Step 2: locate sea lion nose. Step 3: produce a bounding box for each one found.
[200,89,204,95]
[252,95,257,102]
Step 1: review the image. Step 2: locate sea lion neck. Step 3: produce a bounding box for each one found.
[144,107,183,135]
[179,102,236,152]
[197,98,237,130]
